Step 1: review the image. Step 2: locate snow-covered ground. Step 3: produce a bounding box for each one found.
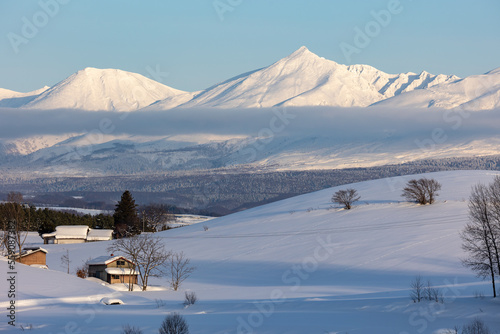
[2,170,500,333]
[37,206,112,216]
[171,214,215,227]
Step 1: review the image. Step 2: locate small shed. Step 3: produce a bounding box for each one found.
[42,225,89,244]
[14,247,48,267]
[88,255,138,284]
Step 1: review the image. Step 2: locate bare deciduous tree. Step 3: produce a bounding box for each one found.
[108,234,172,291]
[159,313,189,334]
[139,204,176,232]
[61,249,70,274]
[462,182,500,298]
[169,251,195,291]
[2,192,32,256]
[410,275,425,303]
[402,178,442,205]
[332,188,360,210]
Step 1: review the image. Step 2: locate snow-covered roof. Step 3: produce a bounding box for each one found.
[42,225,89,239]
[88,255,134,266]
[105,268,137,275]
[13,247,48,258]
[86,229,113,241]
[23,247,48,254]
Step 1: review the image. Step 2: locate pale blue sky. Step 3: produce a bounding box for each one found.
[1,0,499,92]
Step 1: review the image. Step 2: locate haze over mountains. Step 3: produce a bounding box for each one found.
[2,46,499,111]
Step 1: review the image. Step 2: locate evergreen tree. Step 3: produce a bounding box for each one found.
[113,191,140,238]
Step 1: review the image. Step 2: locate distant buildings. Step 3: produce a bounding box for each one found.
[42,225,113,244]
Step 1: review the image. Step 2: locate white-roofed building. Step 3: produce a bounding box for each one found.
[42,226,113,244]
[88,255,137,284]
[86,229,113,242]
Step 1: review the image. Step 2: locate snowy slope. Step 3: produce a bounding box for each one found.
[145,91,199,110]
[23,68,187,111]
[2,133,81,155]
[3,171,500,333]
[0,86,49,108]
[374,67,500,110]
[163,46,458,109]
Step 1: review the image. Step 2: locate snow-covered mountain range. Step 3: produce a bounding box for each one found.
[375,67,500,110]
[3,46,499,111]
[156,46,460,109]
[1,47,500,176]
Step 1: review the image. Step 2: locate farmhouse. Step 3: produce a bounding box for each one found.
[42,225,113,244]
[14,247,48,268]
[88,255,138,284]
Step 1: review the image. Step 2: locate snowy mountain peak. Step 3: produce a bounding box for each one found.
[167,47,460,109]
[24,67,187,111]
[286,46,317,59]
[280,46,334,67]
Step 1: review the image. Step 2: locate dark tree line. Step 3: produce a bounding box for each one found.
[0,198,114,232]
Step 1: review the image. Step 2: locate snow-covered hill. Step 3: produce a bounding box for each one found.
[23,68,187,111]
[160,46,459,109]
[374,67,500,110]
[2,171,500,332]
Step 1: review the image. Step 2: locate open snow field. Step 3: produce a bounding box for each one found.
[2,171,500,333]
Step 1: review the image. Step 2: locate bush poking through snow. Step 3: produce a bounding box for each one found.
[75,258,91,278]
[332,188,360,210]
[122,324,143,334]
[184,291,197,307]
[461,318,491,334]
[159,313,189,334]
[155,298,166,308]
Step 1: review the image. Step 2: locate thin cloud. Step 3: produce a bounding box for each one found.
[1,107,500,142]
